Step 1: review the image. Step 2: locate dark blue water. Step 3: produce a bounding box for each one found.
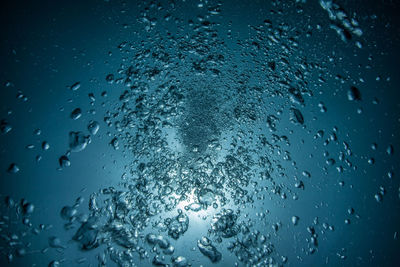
[1,0,399,266]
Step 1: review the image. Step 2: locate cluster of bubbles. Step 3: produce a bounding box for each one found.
[1,0,397,266]
[0,196,51,264]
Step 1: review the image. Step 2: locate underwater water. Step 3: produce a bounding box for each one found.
[0,0,399,266]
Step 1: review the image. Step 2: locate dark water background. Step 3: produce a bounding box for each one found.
[0,0,399,266]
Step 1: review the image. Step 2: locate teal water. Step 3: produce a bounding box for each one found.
[0,0,399,266]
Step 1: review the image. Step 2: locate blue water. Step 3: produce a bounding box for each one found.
[0,0,399,266]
